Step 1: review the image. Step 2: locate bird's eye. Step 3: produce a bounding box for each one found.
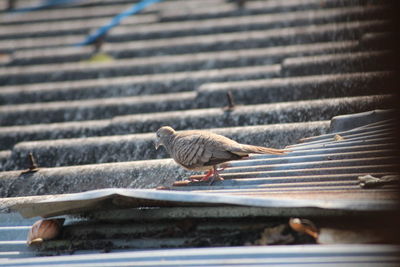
[156,133,160,137]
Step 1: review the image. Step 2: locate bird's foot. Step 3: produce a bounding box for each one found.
[188,169,213,182]
[189,167,224,185]
[206,166,224,185]
[199,169,215,182]
[207,172,224,185]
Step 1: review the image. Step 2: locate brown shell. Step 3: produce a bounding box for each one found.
[27,219,64,246]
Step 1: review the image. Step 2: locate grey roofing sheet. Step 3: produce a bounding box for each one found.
[11,118,399,218]
[1,244,399,267]
[11,187,397,219]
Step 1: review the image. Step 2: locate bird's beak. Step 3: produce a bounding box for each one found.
[154,139,160,150]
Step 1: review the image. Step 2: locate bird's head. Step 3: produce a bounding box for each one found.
[155,126,176,150]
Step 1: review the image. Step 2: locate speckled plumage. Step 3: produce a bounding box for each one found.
[155,126,285,173]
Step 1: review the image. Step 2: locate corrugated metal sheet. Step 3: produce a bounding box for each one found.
[2,116,396,258]
[11,119,399,219]
[0,245,399,266]
[171,119,399,198]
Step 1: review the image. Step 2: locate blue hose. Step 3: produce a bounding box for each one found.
[75,0,163,46]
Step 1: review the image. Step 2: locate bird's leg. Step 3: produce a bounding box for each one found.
[207,165,224,185]
[197,169,214,182]
[189,169,213,181]
[193,166,224,184]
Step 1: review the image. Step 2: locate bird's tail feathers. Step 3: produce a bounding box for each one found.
[240,144,287,155]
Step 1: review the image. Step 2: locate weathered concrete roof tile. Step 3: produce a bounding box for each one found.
[4,121,330,170]
[10,20,387,65]
[281,50,395,76]
[1,41,356,87]
[196,71,394,107]
[0,92,196,126]
[0,95,391,150]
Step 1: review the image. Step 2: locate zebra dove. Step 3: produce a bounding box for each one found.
[155,126,286,184]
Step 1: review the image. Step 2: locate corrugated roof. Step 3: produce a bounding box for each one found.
[0,0,398,264]
[1,245,399,266]
[10,115,399,219]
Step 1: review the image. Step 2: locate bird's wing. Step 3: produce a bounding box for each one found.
[173,132,241,168]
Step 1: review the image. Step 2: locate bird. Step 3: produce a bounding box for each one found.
[155,126,287,184]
